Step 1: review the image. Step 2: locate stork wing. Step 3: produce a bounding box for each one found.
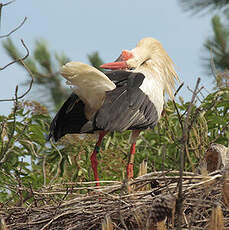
[94,72,159,132]
[61,62,116,116]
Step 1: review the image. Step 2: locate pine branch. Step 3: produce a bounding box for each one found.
[87,51,103,71]
[178,0,229,15]
[202,15,229,88]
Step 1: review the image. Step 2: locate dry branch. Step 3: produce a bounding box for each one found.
[1,170,228,230]
[0,39,29,71]
[176,78,202,229]
[0,17,27,38]
[0,40,34,102]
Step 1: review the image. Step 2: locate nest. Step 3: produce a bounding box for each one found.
[1,169,229,230]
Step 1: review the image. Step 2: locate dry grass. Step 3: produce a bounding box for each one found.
[0,170,229,230]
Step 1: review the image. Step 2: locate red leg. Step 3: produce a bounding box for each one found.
[126,130,140,180]
[90,131,107,186]
[127,143,136,179]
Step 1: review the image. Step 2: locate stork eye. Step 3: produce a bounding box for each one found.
[129,67,135,70]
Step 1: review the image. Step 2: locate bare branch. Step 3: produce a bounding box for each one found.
[0,39,29,71]
[16,57,34,98]
[172,83,185,130]
[0,40,34,102]
[176,78,201,230]
[187,85,204,103]
[0,0,16,32]
[0,17,27,38]
[171,82,185,142]
[174,82,184,97]
[186,78,201,121]
[1,0,15,7]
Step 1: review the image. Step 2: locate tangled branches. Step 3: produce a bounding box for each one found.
[0,170,229,229]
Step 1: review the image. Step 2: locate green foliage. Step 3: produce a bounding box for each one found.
[202,15,229,88]
[0,88,228,204]
[0,101,51,203]
[204,15,229,70]
[33,40,52,72]
[87,51,104,71]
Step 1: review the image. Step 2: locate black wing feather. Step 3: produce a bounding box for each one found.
[48,70,159,141]
[48,93,89,141]
[95,72,158,131]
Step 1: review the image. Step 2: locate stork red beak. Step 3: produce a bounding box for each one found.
[100,61,128,70]
[100,50,133,70]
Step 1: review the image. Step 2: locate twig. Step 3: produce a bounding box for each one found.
[1,0,15,7]
[0,0,16,33]
[20,140,41,158]
[0,40,34,102]
[0,121,30,164]
[49,140,63,185]
[180,86,204,120]
[1,170,228,230]
[174,82,184,97]
[0,39,29,71]
[43,155,47,187]
[172,82,185,131]
[172,100,184,131]
[15,158,24,207]
[53,188,70,216]
[0,85,19,162]
[187,85,204,103]
[0,17,27,38]
[40,210,76,230]
[29,183,37,207]
[176,78,201,230]
[119,180,129,230]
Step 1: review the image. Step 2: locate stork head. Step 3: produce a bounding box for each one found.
[100,37,179,99]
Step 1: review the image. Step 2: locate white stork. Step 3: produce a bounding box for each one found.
[48,37,179,186]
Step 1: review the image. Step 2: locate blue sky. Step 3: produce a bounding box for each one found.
[0,0,214,114]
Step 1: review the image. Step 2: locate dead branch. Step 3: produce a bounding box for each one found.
[172,82,185,131]
[0,0,15,7]
[174,82,184,97]
[1,170,228,229]
[176,78,201,230]
[0,39,29,71]
[0,40,34,102]
[187,85,204,103]
[0,0,15,28]
[0,17,27,38]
